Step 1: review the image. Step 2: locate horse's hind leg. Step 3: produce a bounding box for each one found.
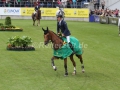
[36,20,38,26]
[32,20,34,26]
[76,54,85,73]
[37,20,40,26]
[64,58,68,76]
[70,54,76,75]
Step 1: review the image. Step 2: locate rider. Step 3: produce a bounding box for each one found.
[34,1,40,16]
[57,15,74,53]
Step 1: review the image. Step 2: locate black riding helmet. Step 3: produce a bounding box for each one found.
[57,15,63,18]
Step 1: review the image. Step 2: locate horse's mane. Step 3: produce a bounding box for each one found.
[50,30,63,41]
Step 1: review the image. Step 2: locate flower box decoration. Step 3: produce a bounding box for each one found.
[7,36,35,51]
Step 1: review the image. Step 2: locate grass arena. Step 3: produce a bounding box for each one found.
[0,19,120,90]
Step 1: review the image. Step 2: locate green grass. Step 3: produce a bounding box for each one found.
[0,19,120,90]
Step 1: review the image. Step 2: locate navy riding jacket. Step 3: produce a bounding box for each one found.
[57,20,71,36]
[34,6,40,11]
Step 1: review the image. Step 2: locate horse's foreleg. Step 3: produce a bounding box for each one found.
[76,54,85,73]
[64,58,68,76]
[70,54,76,75]
[37,20,38,26]
[38,20,40,26]
[36,20,40,26]
[51,56,57,71]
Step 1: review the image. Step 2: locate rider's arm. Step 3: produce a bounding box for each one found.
[63,21,69,35]
[57,22,60,33]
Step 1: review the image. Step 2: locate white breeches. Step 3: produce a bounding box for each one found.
[66,36,70,43]
[34,11,37,14]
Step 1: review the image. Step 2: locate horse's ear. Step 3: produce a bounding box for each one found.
[42,28,45,31]
[47,27,49,31]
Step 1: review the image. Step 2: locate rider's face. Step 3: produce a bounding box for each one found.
[57,17,61,22]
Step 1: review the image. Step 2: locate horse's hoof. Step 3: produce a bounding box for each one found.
[82,69,85,73]
[53,66,57,71]
[72,71,76,75]
[64,73,68,76]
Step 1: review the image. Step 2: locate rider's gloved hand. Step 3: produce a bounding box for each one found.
[57,33,62,37]
[57,33,60,35]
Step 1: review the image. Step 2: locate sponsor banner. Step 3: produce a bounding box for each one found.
[108,17,118,25]
[0,8,21,15]
[21,8,89,17]
[21,8,34,16]
[94,15,100,22]
[89,15,95,22]
[64,9,89,17]
[21,8,58,16]
[0,8,89,17]
[41,8,58,16]
[100,16,109,24]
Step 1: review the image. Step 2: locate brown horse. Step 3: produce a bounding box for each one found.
[32,10,41,26]
[42,27,85,76]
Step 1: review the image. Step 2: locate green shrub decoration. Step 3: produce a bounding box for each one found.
[0,17,22,31]
[0,23,3,26]
[7,36,32,47]
[7,36,35,51]
[5,17,11,25]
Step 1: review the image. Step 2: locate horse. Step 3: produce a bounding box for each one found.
[32,10,41,26]
[42,27,85,76]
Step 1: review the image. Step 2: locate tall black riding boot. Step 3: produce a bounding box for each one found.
[69,42,74,53]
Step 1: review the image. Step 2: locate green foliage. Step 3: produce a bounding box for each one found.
[7,36,32,47]
[8,25,15,28]
[0,23,3,26]
[5,16,11,25]
[0,25,15,28]
[21,36,32,47]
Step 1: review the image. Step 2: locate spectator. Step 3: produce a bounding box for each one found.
[0,0,2,7]
[47,0,52,7]
[17,0,21,7]
[115,9,119,17]
[1,0,6,7]
[81,0,85,8]
[56,0,62,8]
[67,0,72,8]
[25,0,31,7]
[5,0,11,7]
[93,0,97,9]
[72,0,77,8]
[40,2,44,7]
[77,0,81,8]
[61,0,67,8]
[101,0,105,9]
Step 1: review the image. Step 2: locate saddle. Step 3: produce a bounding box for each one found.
[57,33,74,53]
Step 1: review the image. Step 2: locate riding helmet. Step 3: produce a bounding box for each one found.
[57,15,63,18]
